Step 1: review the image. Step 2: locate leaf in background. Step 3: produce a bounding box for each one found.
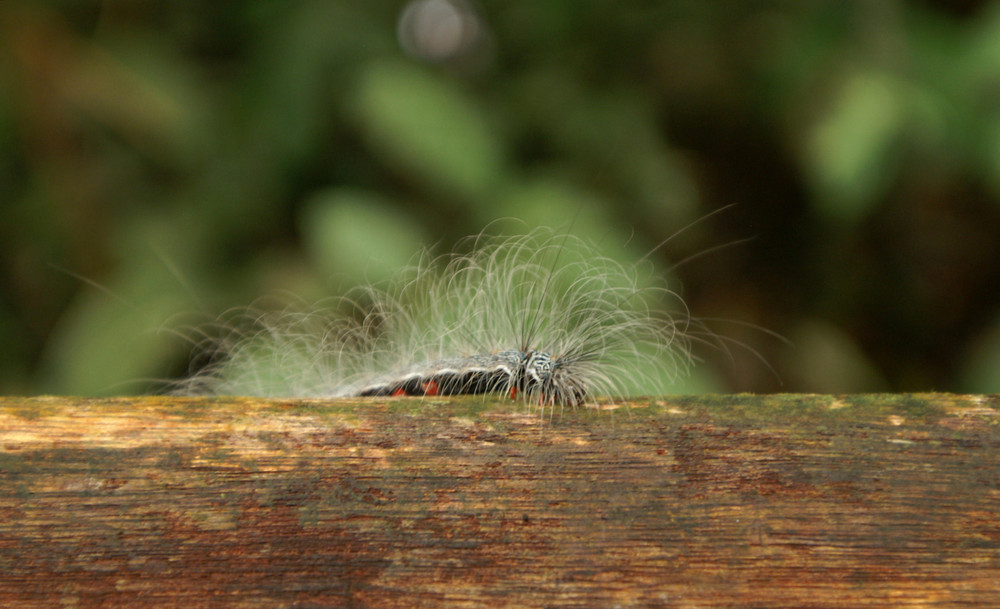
[36,261,196,396]
[806,70,904,223]
[354,60,505,200]
[959,314,1000,393]
[299,187,427,287]
[497,175,624,250]
[248,1,394,166]
[780,319,888,393]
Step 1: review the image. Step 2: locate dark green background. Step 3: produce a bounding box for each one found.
[2,0,999,396]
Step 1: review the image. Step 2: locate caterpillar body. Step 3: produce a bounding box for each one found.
[353,350,582,405]
[179,229,693,408]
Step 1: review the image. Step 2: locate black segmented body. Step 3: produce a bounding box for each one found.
[354,350,586,406]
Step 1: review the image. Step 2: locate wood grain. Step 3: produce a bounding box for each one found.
[1,394,998,607]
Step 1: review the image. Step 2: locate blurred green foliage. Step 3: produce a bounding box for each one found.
[2,0,1000,396]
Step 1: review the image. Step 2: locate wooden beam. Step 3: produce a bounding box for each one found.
[1,394,998,607]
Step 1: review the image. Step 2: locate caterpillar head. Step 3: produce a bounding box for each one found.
[523,351,586,407]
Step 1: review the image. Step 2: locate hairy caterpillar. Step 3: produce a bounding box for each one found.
[178,229,695,408]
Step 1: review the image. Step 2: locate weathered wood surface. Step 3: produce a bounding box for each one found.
[1,394,998,608]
